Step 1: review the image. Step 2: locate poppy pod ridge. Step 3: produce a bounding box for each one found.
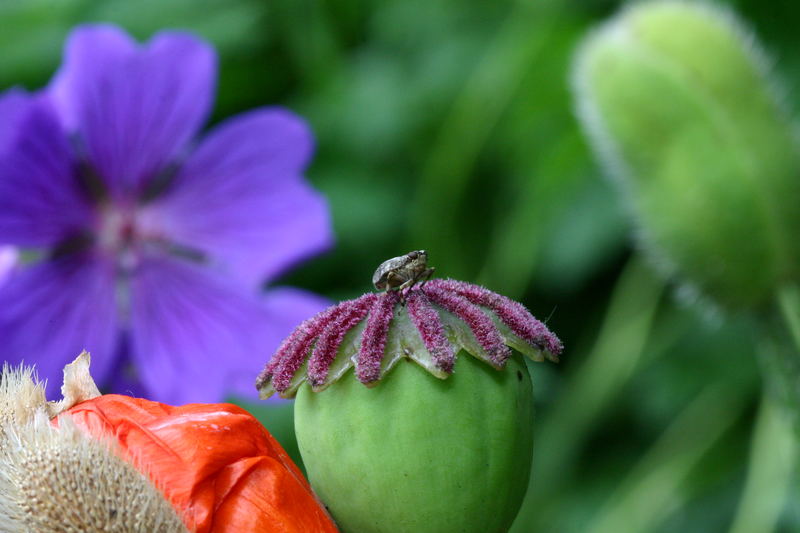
[0,353,339,533]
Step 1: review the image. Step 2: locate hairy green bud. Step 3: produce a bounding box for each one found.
[574,1,800,308]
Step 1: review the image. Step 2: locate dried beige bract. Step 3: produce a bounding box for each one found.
[0,354,187,533]
[45,351,101,418]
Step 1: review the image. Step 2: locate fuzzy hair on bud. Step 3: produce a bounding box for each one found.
[0,412,187,533]
[0,362,48,451]
[572,1,800,308]
[0,355,187,533]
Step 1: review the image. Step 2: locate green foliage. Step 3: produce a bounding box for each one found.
[3,0,800,530]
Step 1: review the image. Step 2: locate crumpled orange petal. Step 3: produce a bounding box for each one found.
[59,395,338,533]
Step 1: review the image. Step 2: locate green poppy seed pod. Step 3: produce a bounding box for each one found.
[256,278,562,533]
[573,1,800,308]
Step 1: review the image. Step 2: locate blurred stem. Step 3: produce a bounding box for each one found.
[728,392,796,533]
[409,0,564,277]
[476,130,588,298]
[777,283,800,352]
[588,383,748,533]
[725,284,800,533]
[272,0,343,88]
[763,283,800,433]
[511,256,664,531]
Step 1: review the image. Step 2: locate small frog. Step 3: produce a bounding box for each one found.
[372,250,435,293]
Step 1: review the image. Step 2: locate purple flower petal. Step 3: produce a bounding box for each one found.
[263,287,332,336]
[0,88,32,155]
[50,24,216,198]
[229,286,330,398]
[0,252,118,399]
[0,99,94,247]
[142,108,332,287]
[0,246,17,287]
[128,252,280,404]
[106,331,151,398]
[49,25,135,131]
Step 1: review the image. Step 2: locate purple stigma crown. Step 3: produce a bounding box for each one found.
[256,279,563,399]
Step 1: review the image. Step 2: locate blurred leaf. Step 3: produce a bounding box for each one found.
[587,383,749,533]
[729,393,796,533]
[512,256,664,532]
[89,0,263,49]
[534,177,628,293]
[0,0,87,87]
[0,0,265,89]
[269,0,343,88]
[409,1,568,279]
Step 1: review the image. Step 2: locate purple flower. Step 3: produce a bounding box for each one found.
[0,25,333,404]
[0,247,16,286]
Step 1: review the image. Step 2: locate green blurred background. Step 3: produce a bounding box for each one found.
[2,0,798,531]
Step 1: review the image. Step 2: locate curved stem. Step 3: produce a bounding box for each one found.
[722,285,800,533]
[728,392,795,533]
[408,0,565,278]
[761,284,800,432]
[776,283,800,353]
[510,256,664,532]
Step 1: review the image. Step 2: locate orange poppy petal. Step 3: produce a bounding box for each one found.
[211,455,338,532]
[61,395,337,532]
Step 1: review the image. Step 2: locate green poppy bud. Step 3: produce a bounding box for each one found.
[573,1,800,308]
[257,276,562,533]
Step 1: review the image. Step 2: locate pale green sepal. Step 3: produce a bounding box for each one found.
[258,383,276,401]
[437,307,502,369]
[492,313,554,363]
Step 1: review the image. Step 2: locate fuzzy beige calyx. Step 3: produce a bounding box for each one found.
[0,354,188,533]
[0,412,187,533]
[0,362,48,440]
